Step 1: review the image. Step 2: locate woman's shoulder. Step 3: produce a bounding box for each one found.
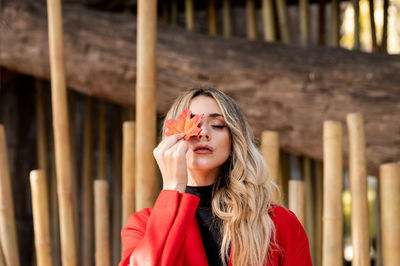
[266,205,312,264]
[269,204,301,228]
[268,204,311,264]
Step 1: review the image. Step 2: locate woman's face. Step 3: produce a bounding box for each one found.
[186,95,231,180]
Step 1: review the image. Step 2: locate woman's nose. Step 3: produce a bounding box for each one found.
[197,127,210,141]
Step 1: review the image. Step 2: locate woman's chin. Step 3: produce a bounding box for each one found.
[187,160,219,173]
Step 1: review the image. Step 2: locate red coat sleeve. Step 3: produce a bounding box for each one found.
[119,190,200,266]
[271,206,313,266]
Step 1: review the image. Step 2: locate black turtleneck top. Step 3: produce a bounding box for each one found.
[185,185,223,266]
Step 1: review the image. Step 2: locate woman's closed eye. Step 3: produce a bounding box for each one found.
[212,125,227,129]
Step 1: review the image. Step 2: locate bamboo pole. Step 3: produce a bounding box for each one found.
[330,0,340,47]
[81,96,94,266]
[368,0,378,51]
[374,178,382,266]
[94,180,110,266]
[111,106,122,266]
[161,0,169,24]
[275,0,291,43]
[322,121,343,266]
[35,80,50,193]
[318,0,326,46]
[379,0,389,52]
[280,150,290,207]
[136,0,158,210]
[261,131,280,202]
[261,0,276,41]
[171,0,178,25]
[0,125,20,266]
[289,180,305,226]
[185,0,195,31]
[314,160,323,266]
[207,0,217,36]
[67,92,79,250]
[300,0,310,46]
[122,122,136,226]
[98,100,107,180]
[380,163,400,266]
[346,113,370,266]
[30,170,53,266]
[35,80,51,266]
[46,0,77,263]
[246,0,258,40]
[49,138,61,266]
[303,157,315,262]
[353,0,360,50]
[222,0,233,37]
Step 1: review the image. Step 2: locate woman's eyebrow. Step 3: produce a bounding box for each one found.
[191,113,223,118]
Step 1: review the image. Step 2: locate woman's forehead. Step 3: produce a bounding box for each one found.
[189,95,222,115]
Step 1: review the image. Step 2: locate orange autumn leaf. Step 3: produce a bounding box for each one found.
[165,108,203,140]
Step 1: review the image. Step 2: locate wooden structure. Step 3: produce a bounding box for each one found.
[0,125,20,266]
[30,170,53,266]
[380,163,400,266]
[2,2,399,177]
[322,121,343,266]
[0,1,398,265]
[94,180,110,266]
[347,113,370,266]
[46,0,77,264]
[261,131,280,202]
[135,0,158,210]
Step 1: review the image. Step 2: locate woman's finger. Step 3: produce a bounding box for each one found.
[175,139,188,157]
[157,133,185,151]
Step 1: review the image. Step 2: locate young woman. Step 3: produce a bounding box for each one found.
[120,88,312,266]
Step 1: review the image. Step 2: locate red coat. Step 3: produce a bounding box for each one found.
[120,190,312,266]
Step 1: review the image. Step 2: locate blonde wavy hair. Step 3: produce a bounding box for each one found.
[163,88,279,266]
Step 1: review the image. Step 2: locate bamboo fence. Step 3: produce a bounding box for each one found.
[380,163,400,266]
[122,121,136,227]
[222,0,233,37]
[347,113,371,266]
[185,0,195,31]
[30,170,53,266]
[3,1,398,265]
[94,180,110,266]
[112,106,123,266]
[323,121,343,266]
[246,0,258,40]
[98,100,107,181]
[136,0,158,210]
[207,0,217,36]
[261,131,280,202]
[0,125,20,266]
[81,96,94,266]
[289,180,305,226]
[46,0,77,264]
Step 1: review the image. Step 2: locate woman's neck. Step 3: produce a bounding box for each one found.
[187,169,219,186]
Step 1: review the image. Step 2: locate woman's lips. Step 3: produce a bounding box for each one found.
[193,145,213,154]
[194,148,213,154]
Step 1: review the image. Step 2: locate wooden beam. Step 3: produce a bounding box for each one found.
[1,2,399,176]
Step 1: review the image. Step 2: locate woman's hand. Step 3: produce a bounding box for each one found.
[153,133,188,193]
